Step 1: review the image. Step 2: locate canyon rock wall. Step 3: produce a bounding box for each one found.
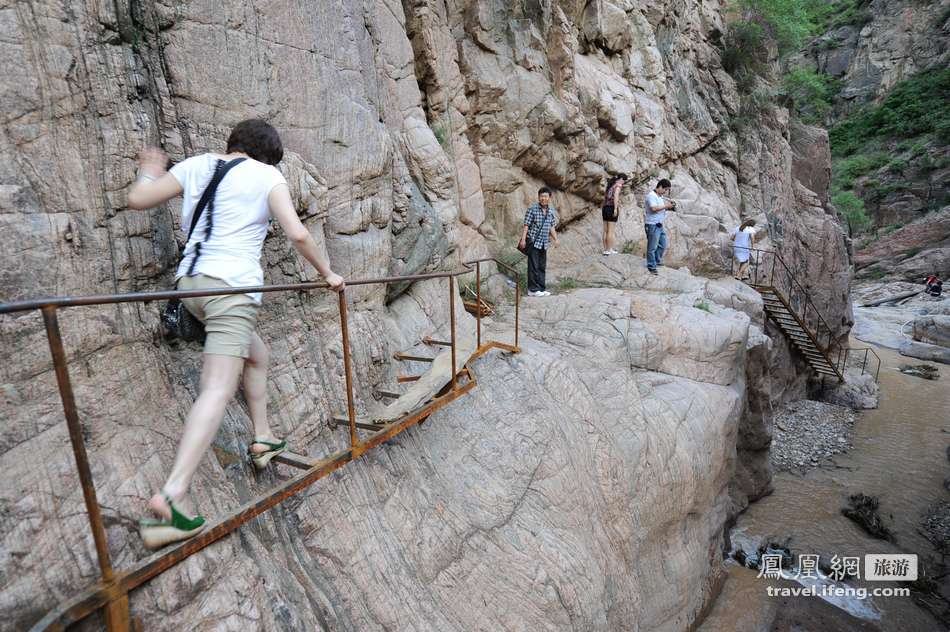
[795,0,950,259]
[0,0,852,629]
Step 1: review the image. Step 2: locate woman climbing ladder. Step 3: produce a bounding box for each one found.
[127,119,345,549]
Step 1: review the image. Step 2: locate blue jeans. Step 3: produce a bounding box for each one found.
[645,223,667,270]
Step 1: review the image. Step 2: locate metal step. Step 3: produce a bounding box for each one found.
[393,353,434,363]
[329,414,385,432]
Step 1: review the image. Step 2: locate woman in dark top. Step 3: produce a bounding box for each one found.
[601,174,626,255]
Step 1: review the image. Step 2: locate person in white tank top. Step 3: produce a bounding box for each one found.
[731,218,757,282]
[127,119,344,548]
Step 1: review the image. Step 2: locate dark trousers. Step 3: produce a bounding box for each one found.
[527,243,547,292]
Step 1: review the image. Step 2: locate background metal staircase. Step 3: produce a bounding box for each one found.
[737,248,880,382]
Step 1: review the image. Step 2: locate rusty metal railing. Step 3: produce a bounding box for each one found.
[737,247,880,381]
[0,257,521,631]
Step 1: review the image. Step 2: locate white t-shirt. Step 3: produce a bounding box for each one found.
[644,190,666,225]
[732,226,755,262]
[170,154,287,303]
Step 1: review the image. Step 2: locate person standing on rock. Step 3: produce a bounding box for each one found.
[731,218,757,282]
[127,119,345,549]
[519,186,559,297]
[644,178,676,275]
[601,174,627,256]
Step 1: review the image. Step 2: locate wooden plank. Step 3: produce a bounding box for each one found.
[397,375,421,383]
[374,389,402,399]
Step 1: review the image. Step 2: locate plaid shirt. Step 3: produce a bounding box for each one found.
[523,203,558,249]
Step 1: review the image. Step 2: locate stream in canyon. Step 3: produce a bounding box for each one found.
[699,340,949,631]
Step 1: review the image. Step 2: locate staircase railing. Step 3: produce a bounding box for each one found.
[737,247,880,381]
[0,258,521,632]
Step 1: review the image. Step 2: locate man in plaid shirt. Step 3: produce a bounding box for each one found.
[518,187,559,296]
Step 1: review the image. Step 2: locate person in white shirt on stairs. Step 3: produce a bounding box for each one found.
[731,218,757,282]
[127,119,345,549]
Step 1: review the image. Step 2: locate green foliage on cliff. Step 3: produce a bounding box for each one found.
[829,66,950,157]
[825,66,950,232]
[725,0,869,63]
[734,0,815,54]
[782,68,840,124]
[833,153,889,189]
[831,190,871,232]
[806,0,873,32]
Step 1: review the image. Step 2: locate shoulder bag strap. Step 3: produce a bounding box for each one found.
[184,157,247,274]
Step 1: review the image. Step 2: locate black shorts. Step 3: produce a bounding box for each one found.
[602,205,618,222]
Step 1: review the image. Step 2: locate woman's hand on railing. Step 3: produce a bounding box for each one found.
[324,272,345,292]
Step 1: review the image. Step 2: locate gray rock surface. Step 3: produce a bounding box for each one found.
[912,314,950,349]
[899,339,950,365]
[820,371,880,410]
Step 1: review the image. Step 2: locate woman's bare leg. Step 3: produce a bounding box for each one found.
[149,353,244,518]
[606,222,614,252]
[243,332,279,453]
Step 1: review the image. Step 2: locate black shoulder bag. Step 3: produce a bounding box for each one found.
[161,158,247,342]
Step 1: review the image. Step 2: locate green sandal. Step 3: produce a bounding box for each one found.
[249,439,287,470]
[139,493,205,550]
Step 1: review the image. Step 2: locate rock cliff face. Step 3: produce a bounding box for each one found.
[793,0,950,275]
[802,0,949,112]
[0,0,852,629]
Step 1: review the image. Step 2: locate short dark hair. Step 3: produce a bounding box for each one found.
[657,178,671,189]
[226,119,284,165]
[538,186,552,196]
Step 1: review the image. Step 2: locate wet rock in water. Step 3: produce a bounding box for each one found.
[899,364,940,380]
[944,476,950,493]
[763,541,795,569]
[842,494,896,542]
[731,538,794,571]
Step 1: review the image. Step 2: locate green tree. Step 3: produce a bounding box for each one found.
[736,0,815,54]
[831,190,871,233]
[783,68,838,124]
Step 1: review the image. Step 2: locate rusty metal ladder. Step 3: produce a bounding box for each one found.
[0,258,521,632]
[740,247,880,382]
[757,286,843,380]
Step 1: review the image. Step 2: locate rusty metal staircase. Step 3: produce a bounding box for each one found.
[757,287,843,380]
[738,248,879,382]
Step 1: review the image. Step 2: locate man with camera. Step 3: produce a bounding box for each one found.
[643,178,676,275]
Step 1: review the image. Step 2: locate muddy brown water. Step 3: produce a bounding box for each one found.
[699,342,949,631]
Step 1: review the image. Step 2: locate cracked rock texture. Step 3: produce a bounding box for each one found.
[1,0,852,629]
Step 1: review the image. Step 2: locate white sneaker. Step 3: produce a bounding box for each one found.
[602,249,611,256]
[539,291,551,296]
[528,290,542,297]
[608,249,619,255]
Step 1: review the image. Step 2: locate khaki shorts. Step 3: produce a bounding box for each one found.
[177,275,260,358]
